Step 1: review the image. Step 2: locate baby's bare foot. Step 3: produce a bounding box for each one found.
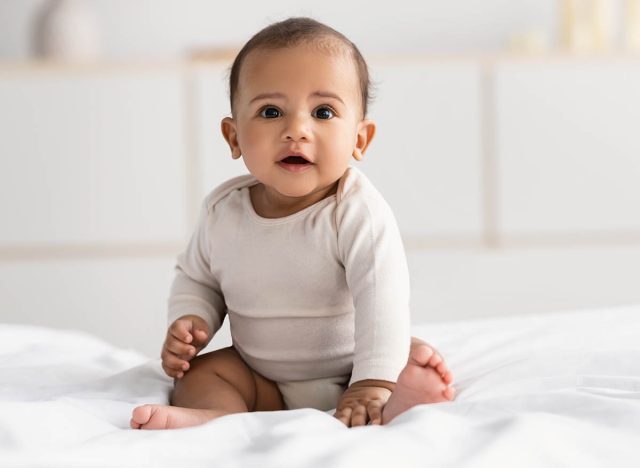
[382,344,455,424]
[130,404,229,430]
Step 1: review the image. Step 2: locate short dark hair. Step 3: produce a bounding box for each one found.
[228,17,373,118]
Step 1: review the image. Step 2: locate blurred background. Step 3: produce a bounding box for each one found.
[1,0,639,357]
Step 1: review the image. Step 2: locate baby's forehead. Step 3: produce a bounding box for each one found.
[239,44,359,93]
[242,42,353,73]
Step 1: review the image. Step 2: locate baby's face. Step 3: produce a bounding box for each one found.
[222,43,374,201]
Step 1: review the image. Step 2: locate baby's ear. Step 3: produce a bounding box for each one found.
[353,119,376,161]
[221,117,242,159]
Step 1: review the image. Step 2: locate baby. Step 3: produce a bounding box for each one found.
[130,17,454,430]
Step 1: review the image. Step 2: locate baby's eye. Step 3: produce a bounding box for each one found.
[314,106,335,120]
[259,106,281,119]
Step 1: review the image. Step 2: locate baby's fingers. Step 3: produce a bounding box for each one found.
[191,328,210,348]
[334,407,353,427]
[350,404,368,427]
[161,348,190,379]
[169,318,209,350]
[169,321,195,345]
[161,362,185,380]
[165,336,196,360]
[367,400,384,425]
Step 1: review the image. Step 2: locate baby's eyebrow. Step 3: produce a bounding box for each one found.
[250,92,286,104]
[311,91,345,105]
[249,91,345,105]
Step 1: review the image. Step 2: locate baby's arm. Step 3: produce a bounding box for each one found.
[162,200,226,378]
[334,178,412,425]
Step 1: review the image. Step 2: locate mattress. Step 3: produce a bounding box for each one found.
[1,304,639,467]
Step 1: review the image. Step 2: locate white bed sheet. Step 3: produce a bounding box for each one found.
[1,304,639,467]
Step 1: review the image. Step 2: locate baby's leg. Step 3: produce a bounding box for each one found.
[382,337,455,424]
[130,346,284,430]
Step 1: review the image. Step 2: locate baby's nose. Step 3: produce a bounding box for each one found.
[282,114,312,141]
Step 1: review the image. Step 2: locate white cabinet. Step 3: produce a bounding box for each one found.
[0,65,191,357]
[0,67,187,245]
[362,60,484,241]
[190,63,250,219]
[408,245,640,322]
[495,59,640,237]
[0,257,175,355]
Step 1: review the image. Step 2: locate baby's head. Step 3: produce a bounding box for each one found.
[221,17,377,201]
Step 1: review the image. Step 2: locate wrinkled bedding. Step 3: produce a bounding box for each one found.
[1,304,639,467]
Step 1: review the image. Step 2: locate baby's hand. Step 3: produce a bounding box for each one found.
[333,380,393,427]
[161,314,210,379]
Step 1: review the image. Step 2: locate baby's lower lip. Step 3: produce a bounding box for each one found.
[277,161,314,173]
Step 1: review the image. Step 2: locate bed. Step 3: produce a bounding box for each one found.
[1,304,639,467]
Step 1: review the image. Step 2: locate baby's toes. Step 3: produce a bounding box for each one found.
[409,344,434,367]
[130,405,153,428]
[427,352,443,369]
[435,362,453,383]
[443,386,456,401]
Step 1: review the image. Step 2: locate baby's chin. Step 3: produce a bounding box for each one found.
[273,187,323,200]
[267,180,321,198]
[277,181,339,200]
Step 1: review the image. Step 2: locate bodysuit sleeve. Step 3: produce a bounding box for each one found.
[335,172,411,386]
[167,200,226,336]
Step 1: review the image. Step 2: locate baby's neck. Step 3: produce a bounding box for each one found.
[249,182,338,219]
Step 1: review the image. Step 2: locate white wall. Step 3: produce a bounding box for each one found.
[0,0,557,59]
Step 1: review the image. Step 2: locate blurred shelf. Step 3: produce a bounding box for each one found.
[0,60,210,75]
[0,242,183,262]
[371,50,640,63]
[1,51,640,73]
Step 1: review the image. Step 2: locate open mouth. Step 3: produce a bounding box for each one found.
[280,156,311,164]
[278,154,314,173]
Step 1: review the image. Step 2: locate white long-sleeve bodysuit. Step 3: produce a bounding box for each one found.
[168,166,411,410]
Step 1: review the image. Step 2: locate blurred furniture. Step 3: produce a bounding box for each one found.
[1,55,640,357]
